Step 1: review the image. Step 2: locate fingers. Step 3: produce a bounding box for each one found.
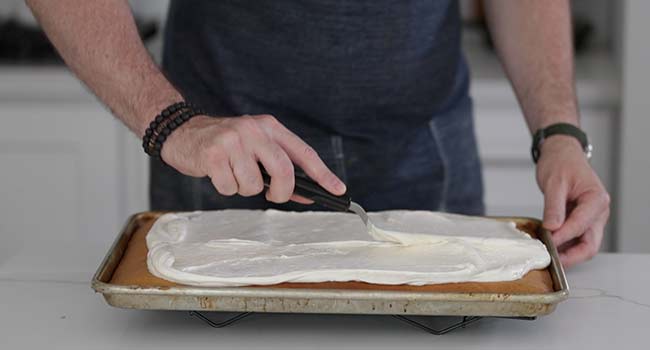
[551,190,608,247]
[542,181,568,231]
[559,209,608,268]
[264,118,346,195]
[207,156,238,196]
[227,135,264,197]
[207,138,293,202]
[255,142,295,203]
[202,114,345,204]
[559,241,591,269]
[291,194,314,205]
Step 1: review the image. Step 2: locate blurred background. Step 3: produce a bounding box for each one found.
[0,1,647,281]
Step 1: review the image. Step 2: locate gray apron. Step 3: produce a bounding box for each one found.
[152,0,484,215]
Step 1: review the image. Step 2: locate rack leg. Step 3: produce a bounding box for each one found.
[189,311,253,328]
[392,315,484,335]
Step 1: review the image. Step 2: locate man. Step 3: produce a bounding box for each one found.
[27,0,609,268]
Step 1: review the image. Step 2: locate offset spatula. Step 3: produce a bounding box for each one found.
[259,166,370,226]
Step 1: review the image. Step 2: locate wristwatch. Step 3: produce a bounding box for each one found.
[531,123,593,163]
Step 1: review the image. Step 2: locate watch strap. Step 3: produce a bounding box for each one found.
[531,123,591,163]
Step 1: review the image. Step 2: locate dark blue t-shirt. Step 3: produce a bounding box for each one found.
[163,0,468,141]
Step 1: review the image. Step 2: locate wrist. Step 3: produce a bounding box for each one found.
[531,122,591,163]
[142,102,203,159]
[135,91,184,137]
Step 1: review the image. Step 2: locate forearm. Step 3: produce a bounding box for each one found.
[483,0,578,132]
[26,0,182,137]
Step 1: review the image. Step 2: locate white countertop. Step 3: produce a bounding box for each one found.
[1,253,648,349]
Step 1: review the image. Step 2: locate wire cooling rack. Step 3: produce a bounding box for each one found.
[188,311,536,335]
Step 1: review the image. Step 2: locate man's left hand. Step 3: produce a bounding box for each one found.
[536,135,611,268]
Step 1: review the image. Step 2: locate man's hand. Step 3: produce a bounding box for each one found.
[536,136,610,268]
[161,114,347,203]
[483,0,609,267]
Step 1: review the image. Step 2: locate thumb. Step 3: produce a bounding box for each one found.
[543,182,567,231]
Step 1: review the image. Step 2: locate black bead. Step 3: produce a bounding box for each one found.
[142,101,190,159]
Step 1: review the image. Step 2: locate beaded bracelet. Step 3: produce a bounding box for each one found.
[142,102,187,156]
[142,102,203,159]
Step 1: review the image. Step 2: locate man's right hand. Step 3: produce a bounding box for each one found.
[160,114,347,203]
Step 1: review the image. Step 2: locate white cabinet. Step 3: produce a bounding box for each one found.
[0,68,148,280]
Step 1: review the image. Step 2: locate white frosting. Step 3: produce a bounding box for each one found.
[146,210,551,287]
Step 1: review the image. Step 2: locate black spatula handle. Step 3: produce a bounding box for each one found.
[259,165,351,212]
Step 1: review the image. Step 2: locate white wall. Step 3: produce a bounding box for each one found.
[616,0,650,252]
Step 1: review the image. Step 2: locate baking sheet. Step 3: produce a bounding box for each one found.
[92,212,569,317]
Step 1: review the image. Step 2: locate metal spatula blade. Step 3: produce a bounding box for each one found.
[348,201,369,226]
